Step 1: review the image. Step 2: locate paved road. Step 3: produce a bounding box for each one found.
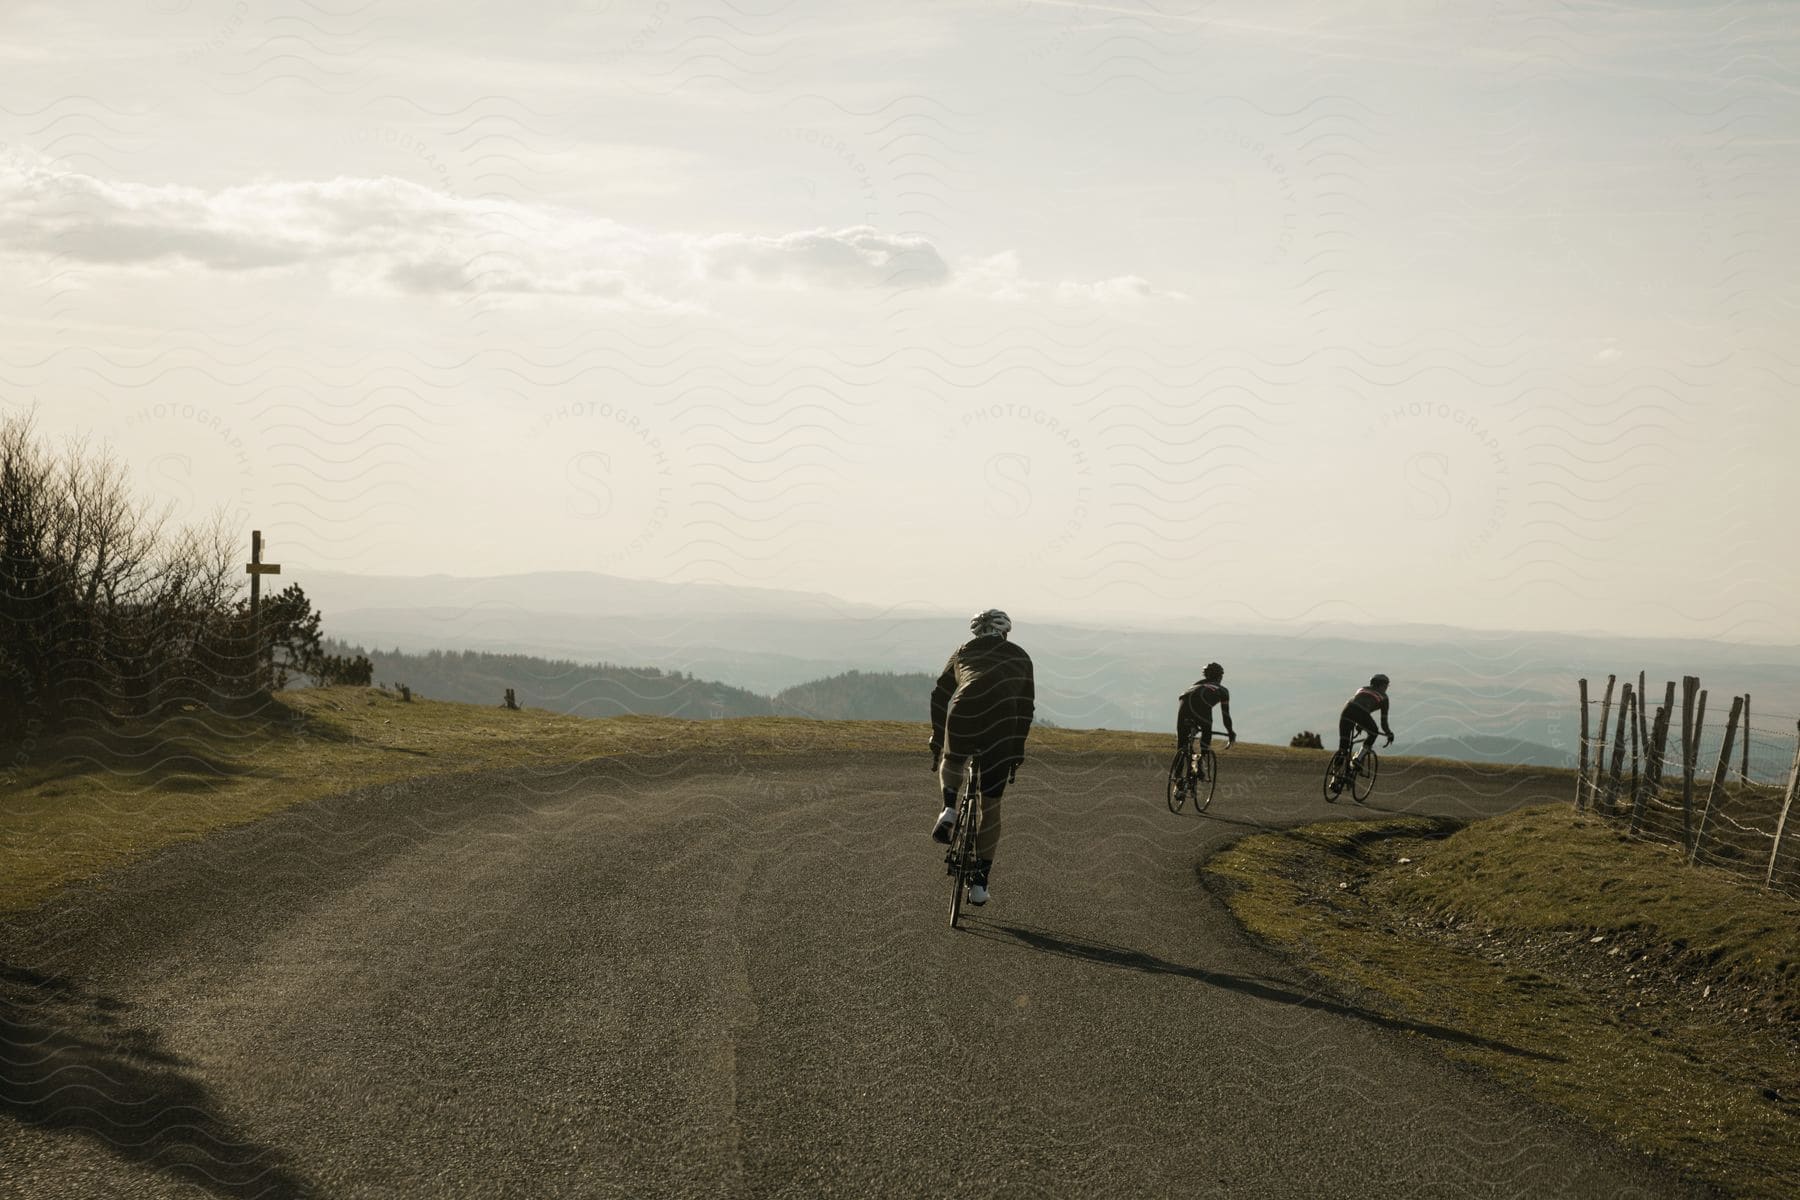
[2,748,1709,1199]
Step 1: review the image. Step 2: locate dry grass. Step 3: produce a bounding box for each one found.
[1205,807,1800,1200]
[0,688,1252,914]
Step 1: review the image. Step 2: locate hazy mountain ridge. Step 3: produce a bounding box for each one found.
[1403,735,1578,770]
[308,570,1800,774]
[321,643,776,718]
[322,647,1127,731]
[303,570,900,621]
[772,670,932,721]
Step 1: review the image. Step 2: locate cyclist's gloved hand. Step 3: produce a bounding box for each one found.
[1227,731,1238,747]
[1384,732,1395,747]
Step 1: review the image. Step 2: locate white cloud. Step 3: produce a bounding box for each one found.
[953,249,1189,305]
[953,251,1035,301]
[1053,274,1191,304]
[699,226,949,289]
[0,154,1176,308]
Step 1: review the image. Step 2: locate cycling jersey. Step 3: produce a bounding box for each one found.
[1339,707,1380,751]
[1339,686,1392,752]
[1177,680,1232,742]
[930,634,1035,770]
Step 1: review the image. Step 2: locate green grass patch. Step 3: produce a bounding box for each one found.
[1205,807,1800,1199]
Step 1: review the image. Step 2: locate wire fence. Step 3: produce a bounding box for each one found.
[1575,674,1800,898]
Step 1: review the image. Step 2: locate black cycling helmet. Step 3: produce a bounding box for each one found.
[1370,673,1390,688]
[1203,662,1224,680]
[970,609,1012,637]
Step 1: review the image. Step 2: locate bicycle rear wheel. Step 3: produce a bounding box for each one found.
[948,761,982,928]
[1166,748,1190,814]
[1195,746,1217,813]
[1323,751,1348,803]
[1352,749,1379,803]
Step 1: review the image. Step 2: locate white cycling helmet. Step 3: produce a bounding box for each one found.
[970,608,1012,637]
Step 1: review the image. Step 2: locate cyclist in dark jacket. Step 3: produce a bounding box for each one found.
[1333,675,1395,795]
[928,608,1035,907]
[1175,662,1237,764]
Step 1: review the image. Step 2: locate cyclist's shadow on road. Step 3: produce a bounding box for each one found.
[1186,809,1275,830]
[0,962,312,1199]
[965,923,1560,1063]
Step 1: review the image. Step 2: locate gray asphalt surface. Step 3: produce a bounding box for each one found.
[1,747,1713,1199]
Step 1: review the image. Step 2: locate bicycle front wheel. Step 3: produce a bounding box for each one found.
[1352,750,1379,803]
[945,801,969,925]
[1166,748,1190,814]
[949,763,982,928]
[1195,746,1217,813]
[1323,751,1348,803]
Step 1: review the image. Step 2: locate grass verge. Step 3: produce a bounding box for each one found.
[3,688,1308,915]
[1204,806,1800,1199]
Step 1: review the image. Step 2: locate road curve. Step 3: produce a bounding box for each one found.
[2,748,1709,1199]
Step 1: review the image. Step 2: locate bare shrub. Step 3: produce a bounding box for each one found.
[0,410,292,738]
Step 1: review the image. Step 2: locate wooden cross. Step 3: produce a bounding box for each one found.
[246,529,282,613]
[246,530,282,685]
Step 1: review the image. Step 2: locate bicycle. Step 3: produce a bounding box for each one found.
[1323,732,1380,804]
[1166,737,1218,814]
[944,757,986,928]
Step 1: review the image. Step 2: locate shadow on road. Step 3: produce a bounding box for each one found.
[1191,810,1277,830]
[968,924,1561,1063]
[0,963,313,1199]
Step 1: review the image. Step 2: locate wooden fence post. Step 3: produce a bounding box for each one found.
[1768,721,1800,890]
[1633,701,1669,836]
[1742,693,1752,783]
[1691,695,1743,866]
[1634,672,1647,803]
[1605,684,1631,815]
[1593,674,1617,812]
[1651,696,1672,782]
[1680,676,1699,852]
[1629,683,1642,819]
[1577,678,1590,809]
[1655,680,1676,791]
[1641,683,1677,834]
[1693,688,1708,763]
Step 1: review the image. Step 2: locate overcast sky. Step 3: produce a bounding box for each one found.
[4,0,1797,641]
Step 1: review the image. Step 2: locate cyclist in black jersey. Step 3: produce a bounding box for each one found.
[1175,663,1236,771]
[1333,674,1395,795]
[928,608,1035,908]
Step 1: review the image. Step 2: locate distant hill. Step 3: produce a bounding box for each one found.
[303,569,1800,774]
[1404,735,1576,770]
[773,671,932,720]
[318,643,1125,728]
[302,569,892,620]
[319,644,941,723]
[321,642,774,719]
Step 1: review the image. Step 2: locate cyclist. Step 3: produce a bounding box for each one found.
[1175,663,1236,775]
[928,609,1035,907]
[1332,674,1395,796]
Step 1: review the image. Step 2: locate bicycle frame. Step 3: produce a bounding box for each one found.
[1172,737,1222,814]
[947,758,985,928]
[1324,731,1378,804]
